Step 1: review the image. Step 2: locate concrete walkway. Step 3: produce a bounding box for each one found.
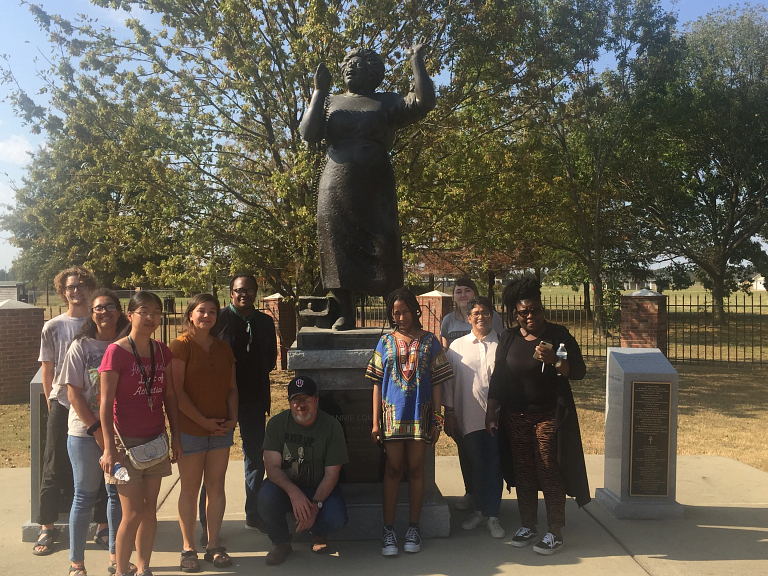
[5,455,767,575]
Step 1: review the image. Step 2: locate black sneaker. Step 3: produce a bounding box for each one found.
[381,527,398,556]
[533,532,563,555]
[510,526,538,547]
[403,526,421,553]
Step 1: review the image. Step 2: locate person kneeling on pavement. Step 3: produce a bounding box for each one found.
[258,376,349,565]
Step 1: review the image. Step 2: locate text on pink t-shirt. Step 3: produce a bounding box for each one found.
[99,340,173,438]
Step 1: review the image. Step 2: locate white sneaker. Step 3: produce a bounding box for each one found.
[487,516,505,538]
[461,510,486,530]
[455,493,474,511]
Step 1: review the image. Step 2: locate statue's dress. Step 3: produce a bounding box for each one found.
[318,90,430,295]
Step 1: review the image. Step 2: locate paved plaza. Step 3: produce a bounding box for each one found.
[4,455,767,575]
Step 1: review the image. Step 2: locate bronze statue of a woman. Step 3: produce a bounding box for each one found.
[300,43,436,330]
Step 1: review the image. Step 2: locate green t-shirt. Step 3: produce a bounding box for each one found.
[262,408,349,490]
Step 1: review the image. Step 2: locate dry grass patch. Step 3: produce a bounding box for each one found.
[3,363,767,472]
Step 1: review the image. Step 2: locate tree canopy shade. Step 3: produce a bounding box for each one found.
[620,6,768,322]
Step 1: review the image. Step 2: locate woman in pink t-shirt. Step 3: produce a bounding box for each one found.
[99,291,182,576]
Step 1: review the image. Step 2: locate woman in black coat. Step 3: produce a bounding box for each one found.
[485,278,590,556]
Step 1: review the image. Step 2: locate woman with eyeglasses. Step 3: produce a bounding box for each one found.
[99,291,182,576]
[439,278,503,513]
[61,288,134,576]
[170,294,237,571]
[485,278,590,556]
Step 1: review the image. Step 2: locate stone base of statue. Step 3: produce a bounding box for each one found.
[287,327,451,539]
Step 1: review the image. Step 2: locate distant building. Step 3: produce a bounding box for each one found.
[751,274,766,292]
[0,281,27,302]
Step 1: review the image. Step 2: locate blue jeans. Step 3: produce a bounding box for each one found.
[200,402,267,528]
[463,428,503,518]
[67,435,121,562]
[257,479,347,545]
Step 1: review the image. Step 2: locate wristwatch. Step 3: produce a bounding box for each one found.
[554,359,563,369]
[312,500,323,509]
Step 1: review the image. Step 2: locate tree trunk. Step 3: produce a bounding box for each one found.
[711,278,727,325]
[428,274,435,291]
[488,270,496,303]
[583,281,591,316]
[588,270,611,337]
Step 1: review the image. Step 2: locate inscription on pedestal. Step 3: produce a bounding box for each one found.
[630,381,671,497]
[320,390,385,484]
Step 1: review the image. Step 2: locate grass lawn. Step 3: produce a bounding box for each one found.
[3,362,766,472]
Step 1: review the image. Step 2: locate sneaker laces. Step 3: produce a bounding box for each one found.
[515,527,533,538]
[542,532,557,546]
[405,526,421,543]
[382,529,397,547]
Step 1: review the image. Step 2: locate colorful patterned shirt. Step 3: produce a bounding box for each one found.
[365,332,453,442]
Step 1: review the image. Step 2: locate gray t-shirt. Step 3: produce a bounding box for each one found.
[38,314,88,405]
[60,338,111,437]
[440,310,504,347]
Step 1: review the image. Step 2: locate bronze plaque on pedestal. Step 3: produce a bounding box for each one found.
[629,381,671,497]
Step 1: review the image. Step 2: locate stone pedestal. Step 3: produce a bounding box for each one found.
[262,293,296,370]
[287,327,450,539]
[595,347,683,519]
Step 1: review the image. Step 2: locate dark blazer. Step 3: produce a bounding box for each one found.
[488,323,592,507]
[216,306,277,410]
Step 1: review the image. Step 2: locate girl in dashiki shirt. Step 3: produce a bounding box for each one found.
[365,288,453,556]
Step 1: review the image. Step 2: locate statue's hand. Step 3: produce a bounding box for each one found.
[314,63,332,92]
[405,42,426,60]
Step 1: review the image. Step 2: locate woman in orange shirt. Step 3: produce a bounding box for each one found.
[170,294,238,571]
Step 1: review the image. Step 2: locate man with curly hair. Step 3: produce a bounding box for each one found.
[33,266,98,556]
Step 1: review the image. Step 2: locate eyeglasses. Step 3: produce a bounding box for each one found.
[134,311,161,319]
[65,284,87,293]
[92,304,117,313]
[232,288,256,296]
[469,310,492,319]
[516,307,543,317]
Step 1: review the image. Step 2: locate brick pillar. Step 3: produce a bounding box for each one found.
[416,290,453,338]
[0,300,45,404]
[620,293,668,354]
[261,294,297,370]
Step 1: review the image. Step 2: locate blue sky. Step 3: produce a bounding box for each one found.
[0,0,732,272]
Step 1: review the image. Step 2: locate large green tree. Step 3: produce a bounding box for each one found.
[622,6,768,322]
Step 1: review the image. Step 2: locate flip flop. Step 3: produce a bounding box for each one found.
[94,527,110,551]
[32,527,59,556]
[203,546,232,568]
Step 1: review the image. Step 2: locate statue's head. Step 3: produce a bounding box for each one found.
[341,48,385,94]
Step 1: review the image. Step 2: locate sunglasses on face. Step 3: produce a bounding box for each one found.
[232,288,256,296]
[516,307,543,317]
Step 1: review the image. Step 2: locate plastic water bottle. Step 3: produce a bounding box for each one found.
[556,343,568,365]
[100,457,130,481]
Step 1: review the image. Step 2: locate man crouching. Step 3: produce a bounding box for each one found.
[258,376,349,565]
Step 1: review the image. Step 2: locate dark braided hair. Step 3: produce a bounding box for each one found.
[385,287,423,331]
[501,277,542,328]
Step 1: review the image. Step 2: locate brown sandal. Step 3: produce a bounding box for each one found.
[180,550,200,573]
[204,546,232,568]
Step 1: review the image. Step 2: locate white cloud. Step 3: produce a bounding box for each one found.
[0,135,33,166]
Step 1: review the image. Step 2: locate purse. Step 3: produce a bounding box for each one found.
[115,426,169,470]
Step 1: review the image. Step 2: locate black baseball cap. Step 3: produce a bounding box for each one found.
[288,376,318,399]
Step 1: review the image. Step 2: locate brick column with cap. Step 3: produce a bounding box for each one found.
[416,290,453,338]
[620,291,668,354]
[0,300,45,404]
[261,294,296,370]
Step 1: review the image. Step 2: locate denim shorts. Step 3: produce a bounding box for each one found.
[180,429,235,455]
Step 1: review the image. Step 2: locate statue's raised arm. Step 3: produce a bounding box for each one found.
[302,43,437,330]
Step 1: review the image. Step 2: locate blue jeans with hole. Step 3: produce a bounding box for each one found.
[67,435,121,563]
[463,428,503,518]
[257,479,347,545]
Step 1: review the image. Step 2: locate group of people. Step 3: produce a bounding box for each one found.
[33,268,278,575]
[365,279,590,557]
[32,266,590,574]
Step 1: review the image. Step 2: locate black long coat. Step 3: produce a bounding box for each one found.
[488,323,592,507]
